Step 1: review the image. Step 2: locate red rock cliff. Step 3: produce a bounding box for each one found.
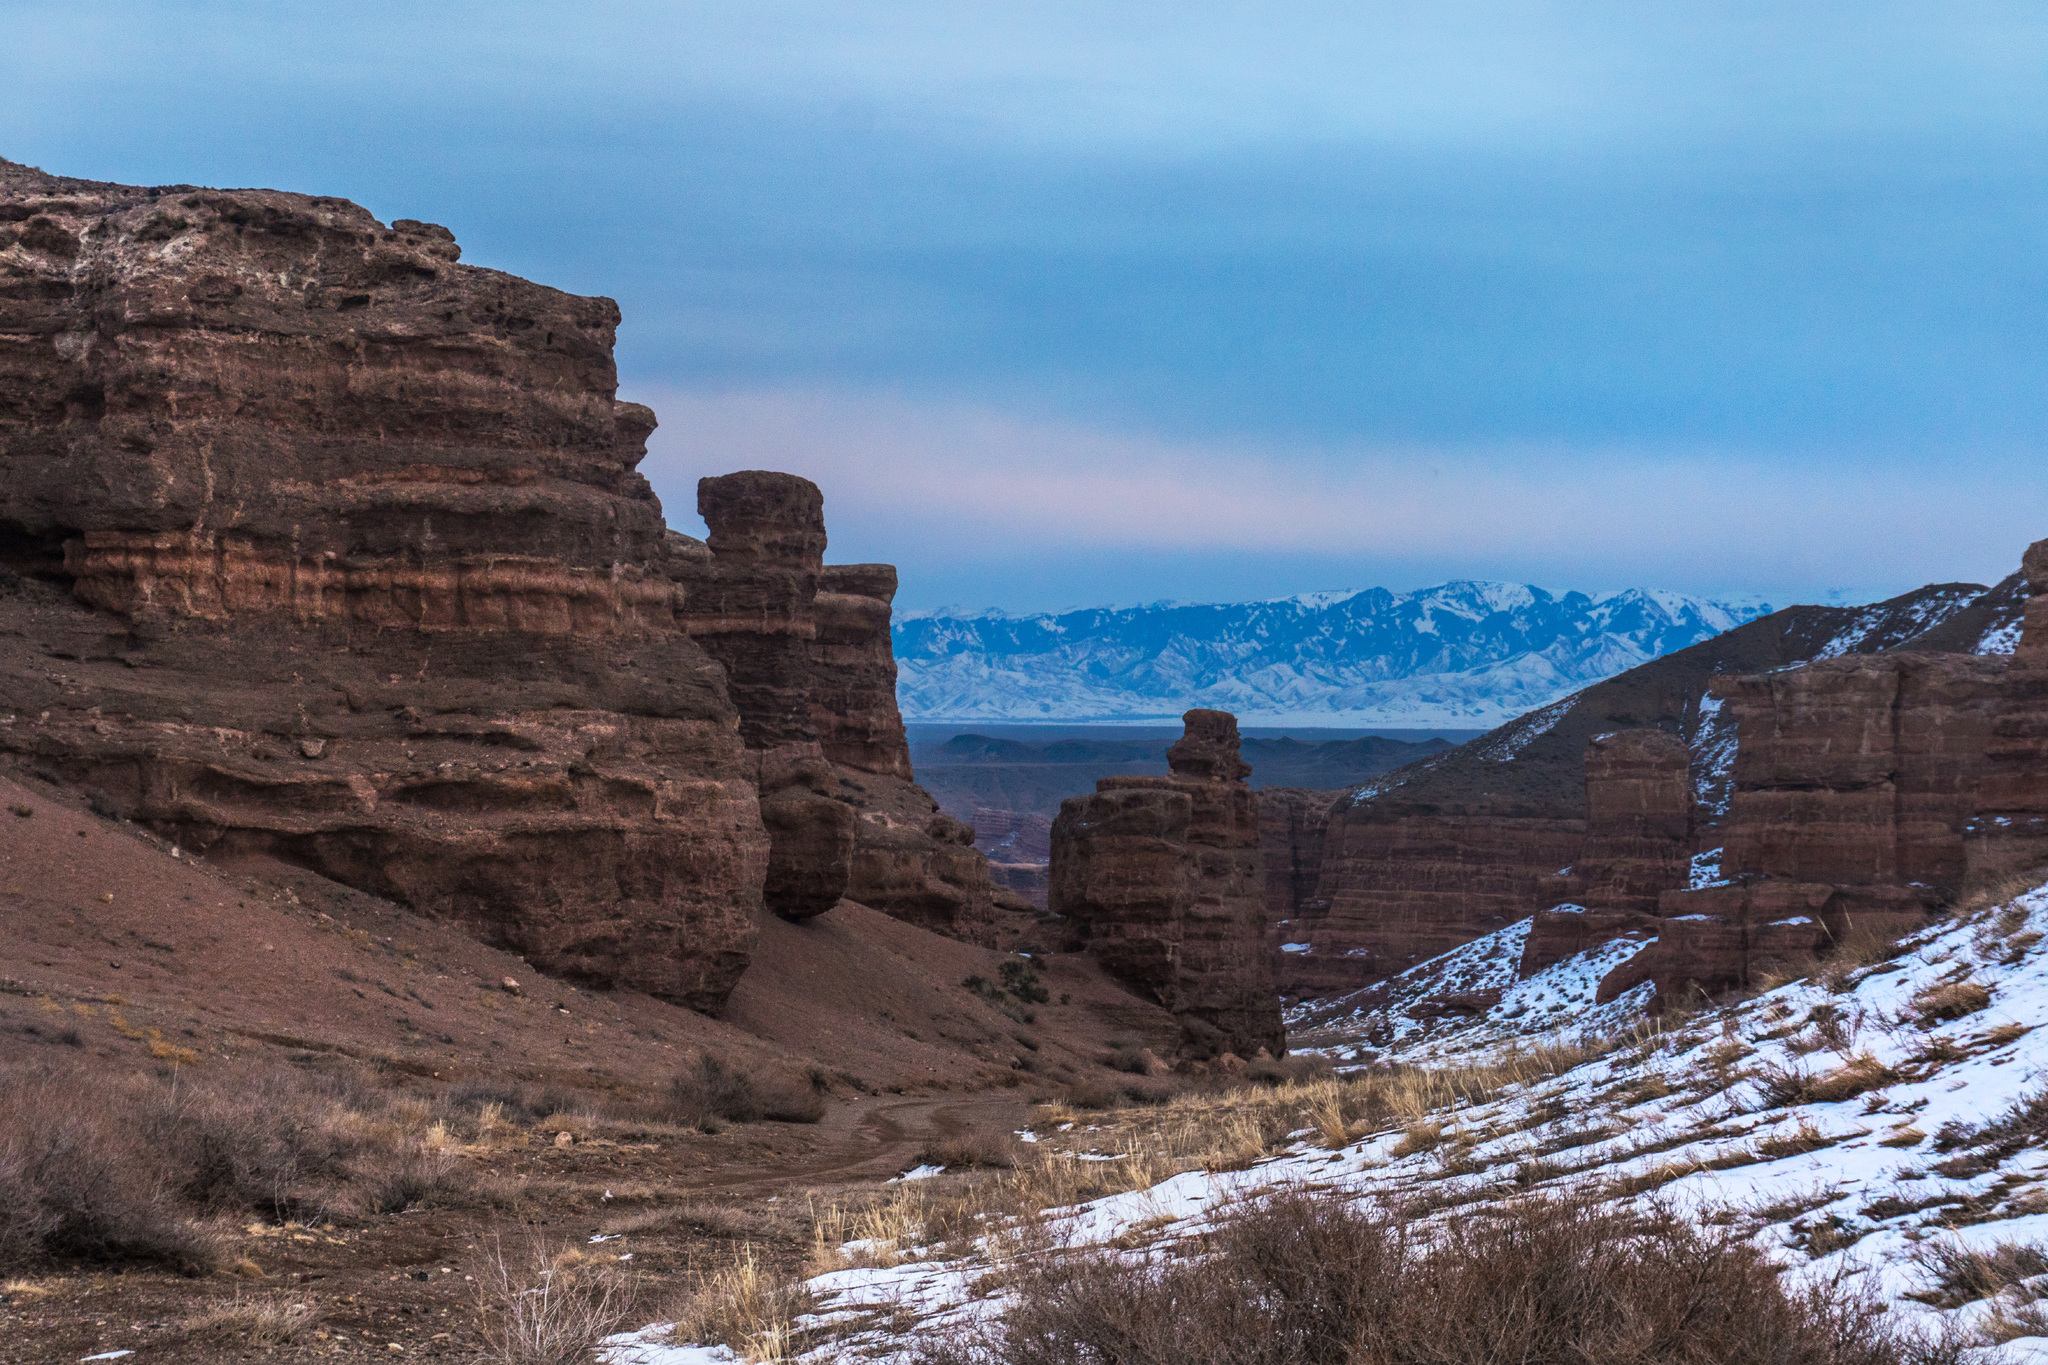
[0,160,1000,1007]
[1050,710,1285,1059]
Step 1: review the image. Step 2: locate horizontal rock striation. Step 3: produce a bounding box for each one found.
[1975,540,2048,877]
[1050,710,1285,1059]
[0,159,1005,1006]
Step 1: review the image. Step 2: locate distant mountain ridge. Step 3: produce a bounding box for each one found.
[893,581,1774,728]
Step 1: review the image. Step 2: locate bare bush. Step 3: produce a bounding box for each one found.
[474,1236,636,1365]
[655,1053,826,1127]
[922,1129,1024,1171]
[917,1190,1960,1365]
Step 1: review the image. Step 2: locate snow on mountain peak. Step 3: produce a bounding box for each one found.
[892,580,1775,727]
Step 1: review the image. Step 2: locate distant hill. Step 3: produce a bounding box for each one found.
[894,582,1773,728]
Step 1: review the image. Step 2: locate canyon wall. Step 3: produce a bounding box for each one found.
[1975,540,2048,878]
[0,160,1000,1009]
[1269,583,2006,999]
[1050,710,1285,1059]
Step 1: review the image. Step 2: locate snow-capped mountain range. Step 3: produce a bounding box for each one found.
[892,581,1775,728]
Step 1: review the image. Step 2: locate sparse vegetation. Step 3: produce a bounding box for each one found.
[474,1237,637,1365]
[1911,979,1991,1026]
[914,1189,1955,1365]
[655,1052,828,1128]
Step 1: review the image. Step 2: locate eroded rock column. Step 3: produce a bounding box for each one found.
[1050,709,1285,1059]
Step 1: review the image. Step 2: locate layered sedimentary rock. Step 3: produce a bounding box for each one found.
[1291,801,1585,992]
[1619,651,2009,1005]
[1572,729,1692,911]
[1051,711,1284,1058]
[1713,654,2007,910]
[0,161,766,1008]
[0,160,1004,1006]
[676,470,1000,938]
[1975,540,2048,876]
[1597,883,1836,1004]
[1259,788,1337,993]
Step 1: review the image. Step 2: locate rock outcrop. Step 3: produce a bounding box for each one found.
[1269,583,2002,999]
[1572,729,1693,911]
[1711,654,2007,912]
[1975,540,2048,877]
[1050,710,1284,1059]
[0,160,1003,1007]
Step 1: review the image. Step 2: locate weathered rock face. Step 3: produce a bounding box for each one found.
[680,473,854,921]
[0,161,766,1008]
[1573,729,1692,911]
[1714,653,2007,910]
[1976,539,2048,877]
[1298,800,1585,990]
[1050,710,1285,1059]
[810,563,916,782]
[1259,788,1338,991]
[1597,883,1836,1004]
[0,161,1005,1005]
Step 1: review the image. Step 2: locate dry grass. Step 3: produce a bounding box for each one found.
[1756,1053,1900,1109]
[473,1236,636,1365]
[668,1244,814,1363]
[1912,980,1992,1027]
[1908,1236,2048,1309]
[181,1291,323,1345]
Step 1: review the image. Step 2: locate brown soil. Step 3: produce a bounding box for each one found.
[0,761,1177,1362]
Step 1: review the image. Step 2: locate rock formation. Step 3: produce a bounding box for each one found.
[0,159,1003,1008]
[1050,710,1285,1059]
[1711,654,2006,912]
[1572,729,1693,911]
[1268,582,2004,1000]
[1975,540,2048,877]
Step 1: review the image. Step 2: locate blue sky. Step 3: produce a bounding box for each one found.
[7,2,2047,612]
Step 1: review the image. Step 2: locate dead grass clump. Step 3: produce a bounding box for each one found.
[921,1129,1024,1171]
[668,1243,814,1363]
[181,1292,323,1345]
[445,1078,582,1124]
[1756,1054,1899,1109]
[656,1053,827,1128]
[1908,1237,2048,1309]
[1912,979,1992,1026]
[474,1237,635,1365]
[916,1190,1954,1365]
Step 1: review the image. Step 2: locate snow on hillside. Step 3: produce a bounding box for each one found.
[609,879,2048,1363]
[893,581,1773,728]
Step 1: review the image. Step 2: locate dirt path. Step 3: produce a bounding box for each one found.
[683,1091,1034,1191]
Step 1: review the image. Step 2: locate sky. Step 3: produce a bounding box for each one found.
[6,1,2047,613]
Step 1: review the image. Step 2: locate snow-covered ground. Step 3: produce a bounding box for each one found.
[605,877,2048,1364]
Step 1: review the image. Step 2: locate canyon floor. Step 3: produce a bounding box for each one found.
[0,761,1178,1364]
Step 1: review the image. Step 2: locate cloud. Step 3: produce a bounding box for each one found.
[636,385,2046,611]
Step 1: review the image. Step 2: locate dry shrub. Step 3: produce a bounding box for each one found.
[922,1128,1024,1171]
[916,1190,1954,1365]
[446,1078,583,1124]
[0,1068,221,1273]
[0,1060,483,1274]
[1912,980,1991,1026]
[668,1243,813,1362]
[655,1053,826,1128]
[1757,1054,1899,1108]
[474,1236,636,1365]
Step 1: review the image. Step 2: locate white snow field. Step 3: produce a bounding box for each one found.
[605,877,2048,1363]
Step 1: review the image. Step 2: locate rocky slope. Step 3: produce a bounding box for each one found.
[895,582,1772,727]
[0,160,1035,1021]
